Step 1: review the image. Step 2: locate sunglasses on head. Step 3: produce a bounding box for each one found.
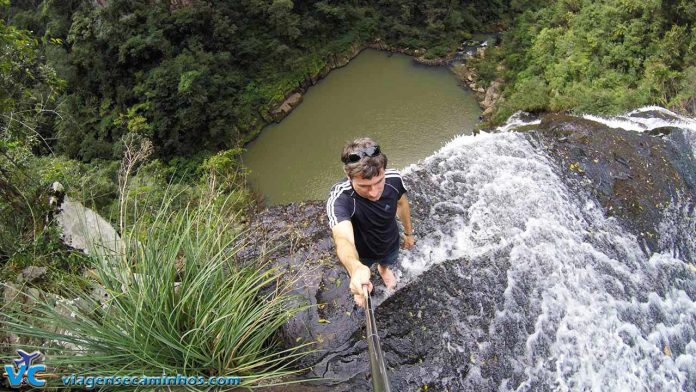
[342,145,381,164]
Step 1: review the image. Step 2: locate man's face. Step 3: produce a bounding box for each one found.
[350,168,386,201]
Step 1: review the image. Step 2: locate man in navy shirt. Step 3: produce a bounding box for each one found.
[326,137,415,307]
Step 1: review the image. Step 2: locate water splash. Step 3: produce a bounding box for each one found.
[396,108,696,390]
[495,112,541,133]
[582,107,696,162]
[581,106,696,133]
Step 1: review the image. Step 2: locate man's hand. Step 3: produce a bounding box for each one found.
[332,221,374,308]
[402,234,416,250]
[350,263,372,308]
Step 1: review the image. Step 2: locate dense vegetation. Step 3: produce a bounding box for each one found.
[470,0,696,122]
[6,0,508,160]
[0,0,510,282]
[2,193,310,388]
[2,0,695,385]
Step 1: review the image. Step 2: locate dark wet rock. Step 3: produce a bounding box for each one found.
[647,126,680,137]
[241,202,362,370]
[532,114,695,255]
[628,109,683,122]
[260,254,493,391]
[310,258,482,391]
[664,129,696,193]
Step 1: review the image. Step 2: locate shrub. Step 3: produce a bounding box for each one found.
[1,192,311,389]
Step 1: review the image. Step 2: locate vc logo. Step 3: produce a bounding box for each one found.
[3,349,46,388]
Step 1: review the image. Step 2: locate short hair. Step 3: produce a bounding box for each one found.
[341,137,387,179]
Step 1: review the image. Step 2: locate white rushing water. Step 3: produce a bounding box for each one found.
[583,106,696,159]
[397,108,696,390]
[582,106,696,133]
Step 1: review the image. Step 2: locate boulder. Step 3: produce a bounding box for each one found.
[481,79,503,110]
[56,197,123,260]
[271,92,304,121]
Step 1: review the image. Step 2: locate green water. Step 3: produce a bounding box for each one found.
[243,49,481,205]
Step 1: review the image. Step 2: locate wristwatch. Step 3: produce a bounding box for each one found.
[404,231,414,236]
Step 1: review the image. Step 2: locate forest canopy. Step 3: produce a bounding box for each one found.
[4,0,509,160]
[0,0,509,276]
[1,0,694,353]
[470,0,696,122]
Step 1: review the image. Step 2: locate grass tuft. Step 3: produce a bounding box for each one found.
[1,192,312,390]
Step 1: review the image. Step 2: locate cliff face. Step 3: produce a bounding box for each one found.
[244,109,696,391]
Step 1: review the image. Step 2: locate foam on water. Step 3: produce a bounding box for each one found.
[582,106,696,161]
[397,110,696,390]
[578,107,696,164]
[494,111,541,133]
[581,106,696,133]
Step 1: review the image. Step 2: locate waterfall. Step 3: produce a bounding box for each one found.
[582,106,696,159]
[395,108,696,390]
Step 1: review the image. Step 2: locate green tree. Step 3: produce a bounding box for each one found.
[479,0,696,121]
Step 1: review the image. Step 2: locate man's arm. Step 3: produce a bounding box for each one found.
[396,194,415,249]
[331,220,372,307]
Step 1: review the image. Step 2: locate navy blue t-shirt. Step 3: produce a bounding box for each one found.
[326,169,408,259]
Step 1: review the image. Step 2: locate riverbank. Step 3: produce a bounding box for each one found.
[450,61,504,121]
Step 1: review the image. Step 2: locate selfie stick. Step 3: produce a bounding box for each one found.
[363,284,391,392]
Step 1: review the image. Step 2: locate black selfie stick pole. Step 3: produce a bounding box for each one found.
[363,284,391,392]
